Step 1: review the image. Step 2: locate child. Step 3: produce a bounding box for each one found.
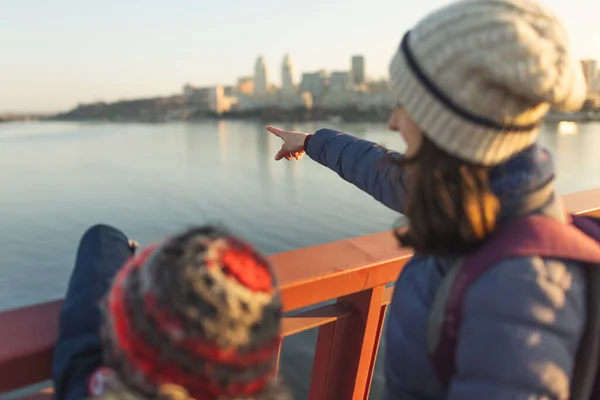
[53,224,290,400]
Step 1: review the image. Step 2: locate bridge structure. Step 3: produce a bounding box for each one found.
[1,188,599,399]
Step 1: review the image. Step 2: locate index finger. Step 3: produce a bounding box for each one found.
[266,125,287,138]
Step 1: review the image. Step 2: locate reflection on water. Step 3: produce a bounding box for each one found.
[538,122,600,193]
[1,120,600,398]
[558,121,578,136]
[217,120,228,163]
[255,123,273,189]
[1,119,600,310]
[0,120,406,310]
[284,159,299,199]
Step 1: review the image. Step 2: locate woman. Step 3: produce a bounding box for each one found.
[267,0,588,398]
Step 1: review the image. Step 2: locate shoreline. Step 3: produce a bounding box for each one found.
[43,115,600,125]
[6,107,600,125]
[46,110,600,125]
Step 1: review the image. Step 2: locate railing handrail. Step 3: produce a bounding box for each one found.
[2,188,600,398]
[275,230,412,311]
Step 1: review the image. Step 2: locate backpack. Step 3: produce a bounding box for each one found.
[427,214,600,399]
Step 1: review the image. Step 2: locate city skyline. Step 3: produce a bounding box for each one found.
[231,54,367,91]
[1,0,597,113]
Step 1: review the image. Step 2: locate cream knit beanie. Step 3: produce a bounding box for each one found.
[389,0,587,166]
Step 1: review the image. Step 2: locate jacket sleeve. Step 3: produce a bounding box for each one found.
[447,256,587,400]
[305,128,407,213]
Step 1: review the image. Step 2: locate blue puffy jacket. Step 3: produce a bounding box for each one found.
[305,129,586,400]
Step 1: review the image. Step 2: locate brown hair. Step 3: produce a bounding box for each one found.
[391,135,500,256]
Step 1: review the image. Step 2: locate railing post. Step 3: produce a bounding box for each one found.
[308,285,386,400]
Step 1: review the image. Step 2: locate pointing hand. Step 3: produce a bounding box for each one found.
[266,125,309,161]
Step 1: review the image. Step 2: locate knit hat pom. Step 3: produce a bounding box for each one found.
[389,0,586,165]
[102,226,284,399]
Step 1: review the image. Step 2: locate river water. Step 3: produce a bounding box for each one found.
[1,120,600,398]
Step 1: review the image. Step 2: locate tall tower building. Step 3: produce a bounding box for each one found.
[300,70,328,103]
[254,56,268,95]
[351,55,366,85]
[581,59,598,94]
[281,54,295,95]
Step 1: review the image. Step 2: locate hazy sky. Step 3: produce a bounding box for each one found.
[1,0,597,113]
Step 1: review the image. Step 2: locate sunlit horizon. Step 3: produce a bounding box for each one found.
[2,0,597,113]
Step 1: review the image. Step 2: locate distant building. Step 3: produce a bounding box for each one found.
[281,54,296,95]
[323,87,394,110]
[351,55,366,85]
[235,93,276,111]
[254,56,269,95]
[581,59,598,94]
[586,93,600,109]
[323,90,359,109]
[329,71,352,92]
[300,70,328,104]
[279,91,313,110]
[182,84,235,114]
[235,77,254,95]
[223,86,234,96]
[183,84,211,104]
[357,91,395,110]
[366,79,390,93]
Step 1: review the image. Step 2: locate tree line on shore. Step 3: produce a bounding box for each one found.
[48,97,394,123]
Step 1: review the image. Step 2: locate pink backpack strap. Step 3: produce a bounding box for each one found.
[430,214,600,389]
[573,215,600,241]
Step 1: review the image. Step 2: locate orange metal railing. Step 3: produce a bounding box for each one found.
[1,188,600,400]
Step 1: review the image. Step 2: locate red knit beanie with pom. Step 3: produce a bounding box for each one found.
[101,225,284,399]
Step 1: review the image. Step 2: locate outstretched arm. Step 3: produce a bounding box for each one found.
[448,256,587,400]
[305,129,407,213]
